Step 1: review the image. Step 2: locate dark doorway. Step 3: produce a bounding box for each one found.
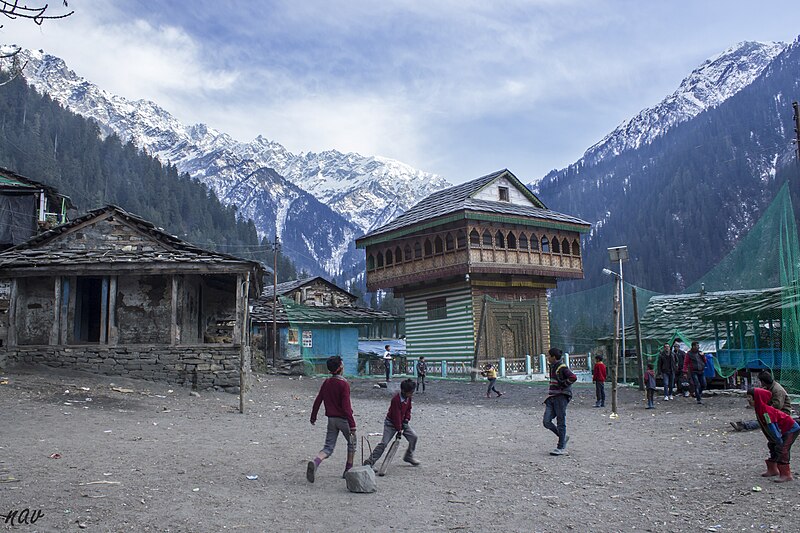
[75,277,103,343]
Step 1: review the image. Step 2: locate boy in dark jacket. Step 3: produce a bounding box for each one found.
[592,355,606,408]
[364,379,421,468]
[307,356,357,483]
[657,343,676,401]
[543,348,578,456]
[645,364,657,409]
[682,341,707,404]
[748,387,800,482]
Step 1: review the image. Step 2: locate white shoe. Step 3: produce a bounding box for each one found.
[669,395,674,400]
[664,396,669,401]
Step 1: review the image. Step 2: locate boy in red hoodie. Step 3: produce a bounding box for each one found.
[307,356,357,483]
[363,379,421,468]
[592,355,606,408]
[747,387,800,482]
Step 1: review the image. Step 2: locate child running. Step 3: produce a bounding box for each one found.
[363,379,421,468]
[645,363,657,409]
[482,363,503,398]
[748,387,800,482]
[307,356,357,483]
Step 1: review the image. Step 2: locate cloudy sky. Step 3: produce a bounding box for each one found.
[2,1,798,183]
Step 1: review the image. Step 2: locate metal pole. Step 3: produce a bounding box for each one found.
[620,257,626,384]
[271,237,280,369]
[611,278,620,416]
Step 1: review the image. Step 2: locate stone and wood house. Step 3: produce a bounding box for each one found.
[250,276,398,375]
[356,169,591,373]
[0,205,262,390]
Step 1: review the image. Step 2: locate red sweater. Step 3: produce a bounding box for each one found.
[386,393,412,431]
[310,376,356,430]
[592,362,607,383]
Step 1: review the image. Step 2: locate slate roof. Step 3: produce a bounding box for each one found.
[261,276,357,300]
[602,287,796,342]
[0,205,262,274]
[356,169,591,246]
[251,297,398,325]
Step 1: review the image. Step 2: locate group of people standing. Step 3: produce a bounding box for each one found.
[657,340,708,404]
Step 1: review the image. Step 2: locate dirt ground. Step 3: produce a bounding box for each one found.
[1,365,799,533]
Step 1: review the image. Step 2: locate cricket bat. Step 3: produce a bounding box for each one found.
[377,438,401,476]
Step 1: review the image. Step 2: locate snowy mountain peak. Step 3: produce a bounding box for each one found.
[579,40,787,169]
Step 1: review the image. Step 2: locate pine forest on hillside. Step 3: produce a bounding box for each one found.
[0,75,298,281]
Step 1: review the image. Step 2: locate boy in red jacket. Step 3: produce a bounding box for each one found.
[307,356,357,483]
[748,387,800,482]
[363,379,421,468]
[592,355,606,408]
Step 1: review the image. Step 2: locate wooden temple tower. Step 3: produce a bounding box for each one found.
[355,169,591,369]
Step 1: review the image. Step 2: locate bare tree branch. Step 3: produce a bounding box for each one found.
[1,1,74,26]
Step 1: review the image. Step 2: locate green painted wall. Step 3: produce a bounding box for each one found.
[404,283,474,362]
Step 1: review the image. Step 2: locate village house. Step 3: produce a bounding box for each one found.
[0,165,72,251]
[0,205,262,391]
[356,169,591,375]
[250,276,399,375]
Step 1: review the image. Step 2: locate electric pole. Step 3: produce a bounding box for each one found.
[793,101,800,164]
[271,236,280,369]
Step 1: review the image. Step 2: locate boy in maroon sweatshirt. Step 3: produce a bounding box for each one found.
[307,356,357,483]
[748,387,800,482]
[363,379,421,468]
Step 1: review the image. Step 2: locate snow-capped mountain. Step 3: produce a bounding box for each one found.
[3,47,449,275]
[534,41,787,191]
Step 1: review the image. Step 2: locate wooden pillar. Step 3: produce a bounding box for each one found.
[234,274,243,345]
[50,277,62,345]
[99,277,108,344]
[60,278,71,345]
[108,276,118,345]
[239,271,251,415]
[170,275,178,345]
[7,278,17,347]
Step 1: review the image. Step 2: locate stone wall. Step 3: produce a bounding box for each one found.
[17,277,54,345]
[2,345,243,391]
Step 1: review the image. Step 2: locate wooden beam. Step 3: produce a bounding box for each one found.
[50,277,62,345]
[234,274,243,345]
[99,276,108,344]
[108,276,118,345]
[171,275,178,345]
[7,278,17,347]
[60,278,70,345]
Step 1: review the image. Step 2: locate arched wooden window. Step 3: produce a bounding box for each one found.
[507,232,517,249]
[530,233,539,251]
[404,244,412,261]
[562,238,570,255]
[434,235,443,254]
[482,230,493,247]
[377,251,384,267]
[457,230,467,249]
[445,233,454,251]
[424,238,433,257]
[470,229,480,246]
[572,239,581,257]
[541,236,549,253]
[551,237,560,254]
[495,230,505,248]
[518,233,528,250]
[395,246,403,263]
[367,254,375,270]
[385,248,393,265]
[414,241,422,259]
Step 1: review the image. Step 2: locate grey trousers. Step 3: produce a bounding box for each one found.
[320,416,356,456]
[368,418,417,463]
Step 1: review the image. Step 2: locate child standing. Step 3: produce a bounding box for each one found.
[592,355,606,408]
[307,356,357,483]
[482,363,503,398]
[363,379,421,468]
[382,345,393,382]
[748,387,800,482]
[645,363,657,409]
[416,356,427,393]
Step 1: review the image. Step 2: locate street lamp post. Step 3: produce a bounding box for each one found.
[605,246,629,383]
